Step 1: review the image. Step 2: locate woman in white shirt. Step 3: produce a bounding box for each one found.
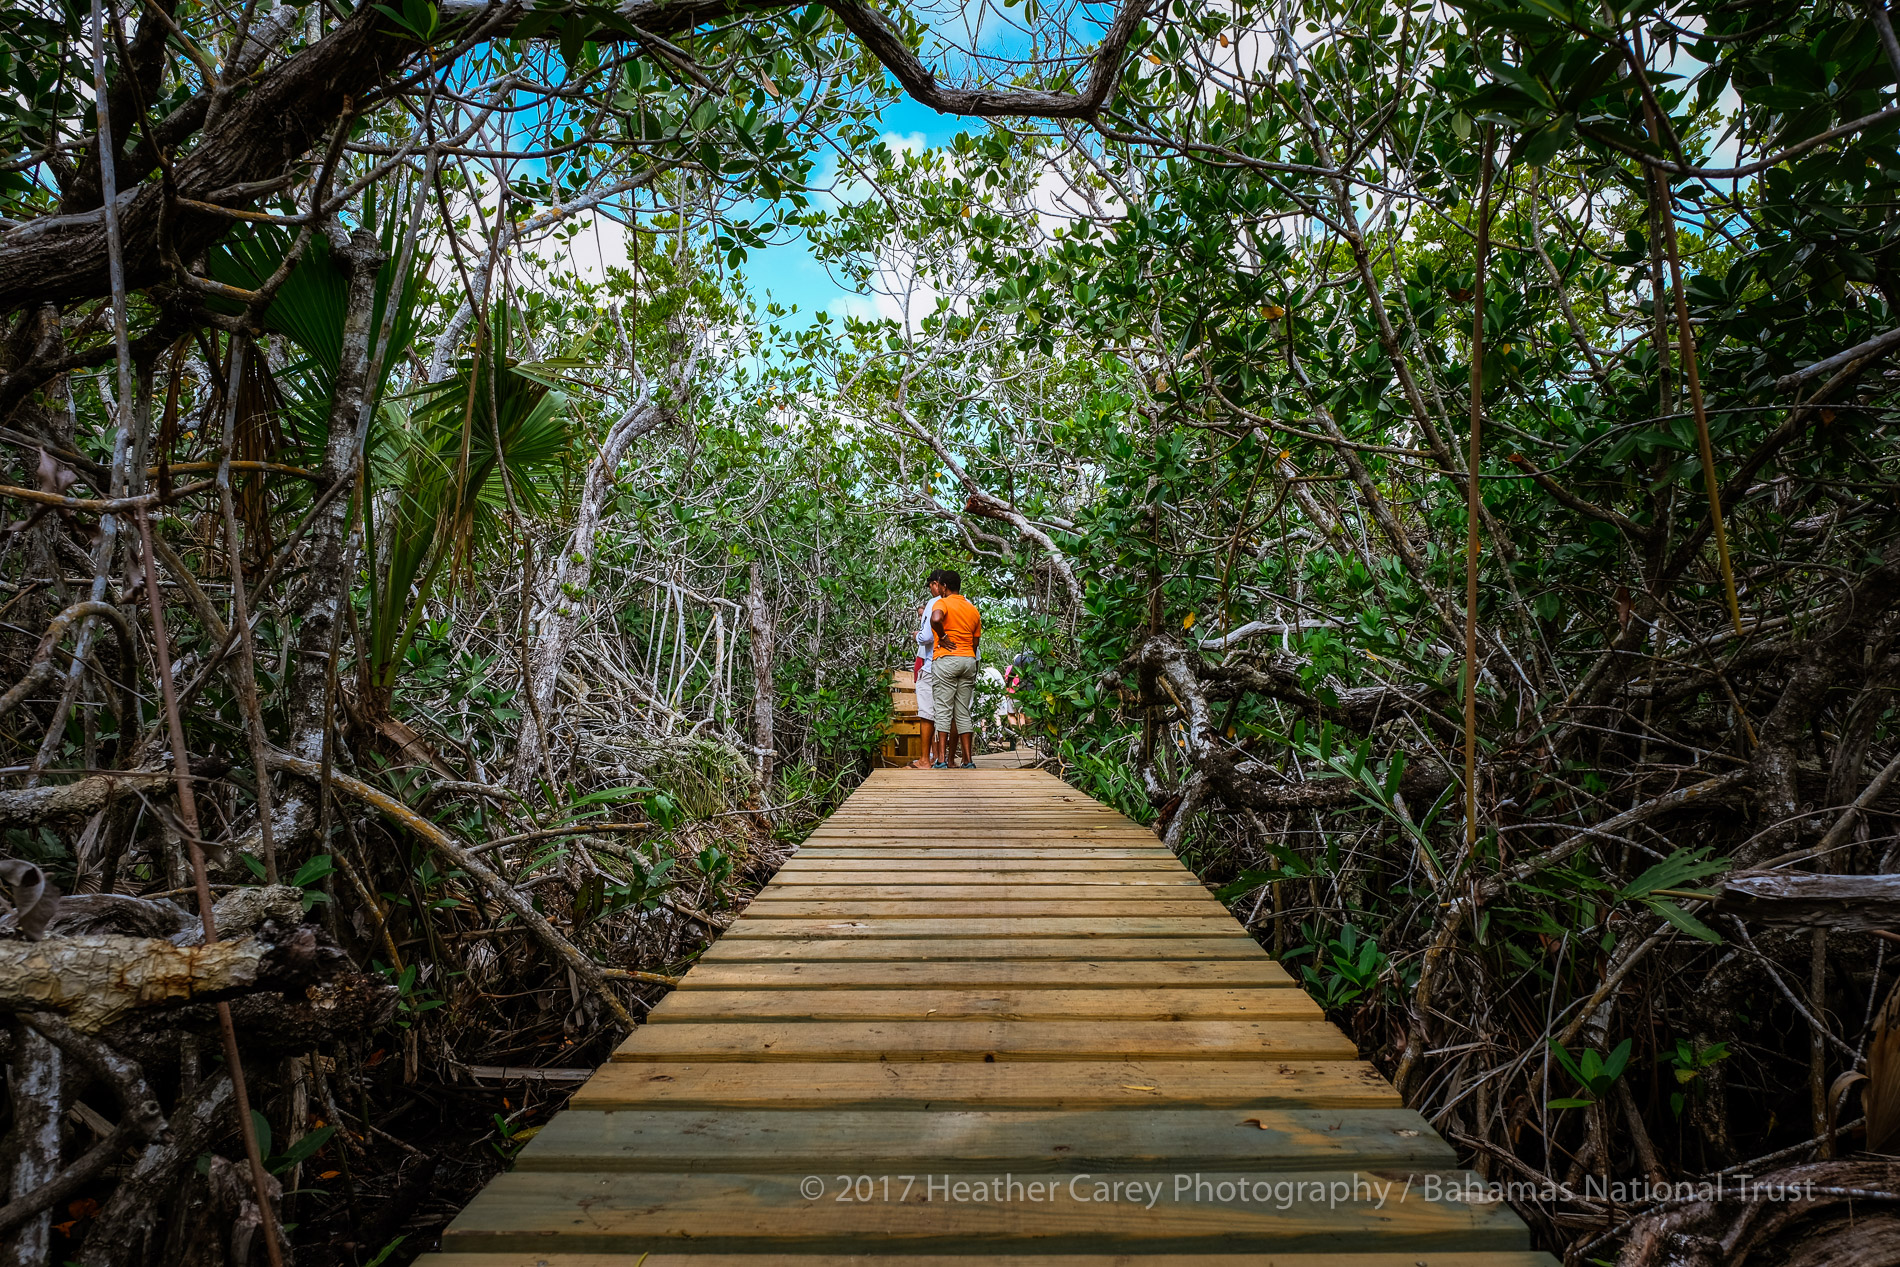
[908,579,944,768]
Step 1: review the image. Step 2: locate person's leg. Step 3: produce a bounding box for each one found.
[931,663,956,767]
[910,719,935,769]
[909,667,936,769]
[947,656,978,767]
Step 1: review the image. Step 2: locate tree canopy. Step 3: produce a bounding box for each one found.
[3,0,1899,1261]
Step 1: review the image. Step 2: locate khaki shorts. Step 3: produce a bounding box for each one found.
[933,655,979,733]
[914,663,935,719]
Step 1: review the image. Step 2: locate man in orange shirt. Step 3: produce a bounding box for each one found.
[928,569,982,769]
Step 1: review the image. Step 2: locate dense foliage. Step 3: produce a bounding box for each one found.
[2,0,1898,1261]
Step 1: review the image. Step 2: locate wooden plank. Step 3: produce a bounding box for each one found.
[775,861,1192,875]
[806,822,1155,831]
[759,884,1208,898]
[674,959,1297,990]
[422,1253,1563,1267]
[839,787,1110,795]
[815,823,1140,831]
[611,1019,1360,1062]
[826,799,1129,806]
[795,847,1173,858]
[723,918,1241,939]
[823,809,1138,815]
[800,834,1165,842]
[799,836,1169,843]
[771,875,1201,888]
[648,987,1322,1022]
[698,937,1271,963]
[574,1059,1401,1110]
[739,901,1231,919]
[464,1065,592,1084]
[825,821,1138,827]
[513,1107,1455,1172]
[749,892,1220,906]
[807,836,1165,845]
[800,839,1166,848]
[439,1168,1531,1255]
[843,795,1103,800]
[775,862,1185,873]
[827,810,1135,816]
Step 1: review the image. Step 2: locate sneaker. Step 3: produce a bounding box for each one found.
[932,761,948,769]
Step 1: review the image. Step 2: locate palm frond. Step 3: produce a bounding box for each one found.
[362,306,575,694]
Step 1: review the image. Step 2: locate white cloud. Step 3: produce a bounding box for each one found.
[828,293,885,322]
[810,130,936,209]
[541,208,634,285]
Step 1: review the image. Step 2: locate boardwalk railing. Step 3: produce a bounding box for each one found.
[424,767,1557,1264]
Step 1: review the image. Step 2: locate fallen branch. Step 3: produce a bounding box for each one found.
[1197,617,1345,651]
[0,771,172,828]
[0,922,333,1031]
[600,967,682,986]
[266,751,637,1030]
[1485,768,1752,899]
[1715,872,1900,932]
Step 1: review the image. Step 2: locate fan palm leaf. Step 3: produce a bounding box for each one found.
[362,304,574,699]
[207,217,422,457]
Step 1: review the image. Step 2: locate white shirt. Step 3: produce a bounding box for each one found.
[916,596,940,662]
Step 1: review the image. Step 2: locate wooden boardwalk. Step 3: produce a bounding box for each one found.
[426,769,1557,1265]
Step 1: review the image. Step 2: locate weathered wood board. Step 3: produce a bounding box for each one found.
[511,1107,1453,1171]
[696,935,1273,962]
[572,1058,1403,1110]
[611,1017,1360,1061]
[439,1169,1533,1255]
[674,958,1297,989]
[647,986,1322,1021]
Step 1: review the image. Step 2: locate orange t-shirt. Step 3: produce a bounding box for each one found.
[932,594,982,658]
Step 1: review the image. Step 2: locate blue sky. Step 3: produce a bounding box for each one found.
[735,95,968,327]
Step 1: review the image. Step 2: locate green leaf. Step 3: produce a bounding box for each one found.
[269,1124,339,1174]
[1600,1038,1633,1084]
[1643,896,1723,943]
[249,1110,273,1162]
[1215,866,1297,901]
[1619,847,1729,902]
[364,1236,408,1267]
[290,854,336,888]
[1514,0,1575,23]
[559,14,592,68]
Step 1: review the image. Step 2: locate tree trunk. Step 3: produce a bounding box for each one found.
[511,384,667,789]
[271,229,383,845]
[746,560,775,789]
[3,1020,59,1266]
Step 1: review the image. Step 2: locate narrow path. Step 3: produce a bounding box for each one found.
[424,769,1557,1264]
